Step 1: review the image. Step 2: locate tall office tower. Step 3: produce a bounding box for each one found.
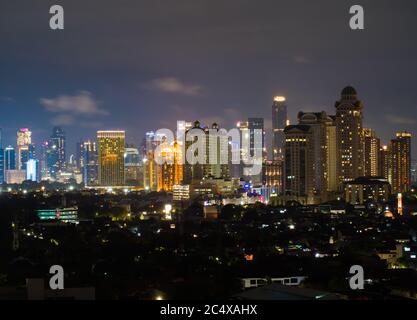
[80,140,98,187]
[26,159,39,182]
[411,160,417,186]
[204,123,231,179]
[97,131,125,187]
[335,86,364,184]
[391,132,412,193]
[378,145,391,182]
[76,140,84,170]
[124,146,144,187]
[143,131,168,191]
[50,127,66,173]
[183,121,205,184]
[16,128,32,170]
[272,96,288,161]
[239,118,265,185]
[39,141,52,180]
[0,150,4,184]
[297,111,338,202]
[283,125,313,204]
[262,160,283,191]
[157,140,183,191]
[0,129,3,184]
[4,146,16,170]
[363,128,380,177]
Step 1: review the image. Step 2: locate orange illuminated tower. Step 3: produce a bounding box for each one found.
[158,140,183,191]
[391,132,412,193]
[97,130,125,187]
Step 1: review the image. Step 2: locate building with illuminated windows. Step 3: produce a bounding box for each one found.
[26,159,39,182]
[79,140,98,186]
[283,125,312,204]
[379,145,391,182]
[391,132,412,193]
[335,86,364,184]
[97,130,125,187]
[157,140,183,191]
[124,146,143,187]
[183,121,231,184]
[16,128,34,170]
[237,119,265,185]
[344,176,390,205]
[37,207,79,224]
[364,128,380,177]
[298,111,338,201]
[49,126,66,174]
[262,160,283,190]
[272,96,288,161]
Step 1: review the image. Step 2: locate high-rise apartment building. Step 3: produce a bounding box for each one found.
[16,128,33,170]
[391,132,412,193]
[79,140,98,187]
[272,96,288,161]
[283,124,312,204]
[297,111,338,202]
[378,145,391,182]
[49,127,66,174]
[124,146,144,187]
[238,118,265,185]
[335,86,364,184]
[363,128,380,177]
[97,131,125,187]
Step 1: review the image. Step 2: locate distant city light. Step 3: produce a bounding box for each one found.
[274,96,286,102]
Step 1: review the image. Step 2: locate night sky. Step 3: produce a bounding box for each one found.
[1,0,416,157]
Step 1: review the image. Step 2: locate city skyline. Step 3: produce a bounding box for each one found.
[1,0,417,158]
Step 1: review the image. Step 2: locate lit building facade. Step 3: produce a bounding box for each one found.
[283,125,312,204]
[80,140,98,186]
[344,176,391,205]
[262,160,283,191]
[391,132,412,193]
[157,140,183,191]
[272,96,288,161]
[97,130,125,187]
[335,86,364,184]
[378,145,391,182]
[363,128,380,177]
[49,126,66,174]
[124,146,143,187]
[16,128,34,170]
[298,111,338,201]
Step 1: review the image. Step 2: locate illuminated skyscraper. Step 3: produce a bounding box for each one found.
[298,111,338,202]
[97,131,125,187]
[4,146,16,171]
[363,128,380,177]
[26,159,39,182]
[238,118,265,185]
[49,126,66,174]
[0,129,3,184]
[16,128,33,170]
[335,86,364,184]
[378,145,391,182]
[283,125,312,204]
[158,140,183,191]
[272,96,288,161]
[80,140,98,186]
[391,132,412,193]
[124,146,144,187]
